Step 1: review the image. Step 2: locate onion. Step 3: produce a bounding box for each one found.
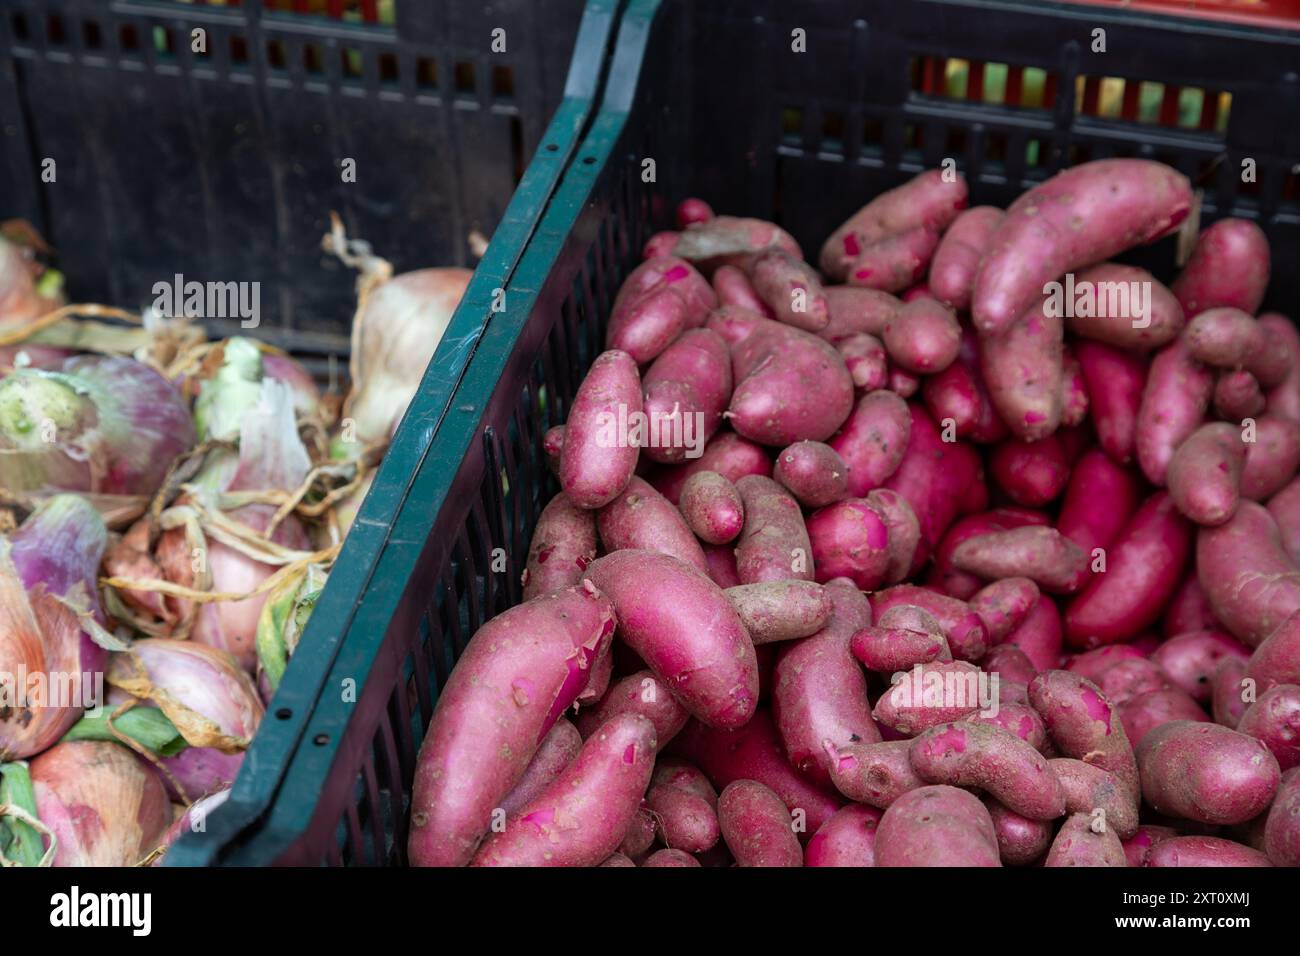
[150,787,231,865]
[0,355,195,498]
[0,228,63,327]
[107,639,263,800]
[344,267,472,444]
[0,496,108,760]
[29,740,171,866]
[261,350,321,420]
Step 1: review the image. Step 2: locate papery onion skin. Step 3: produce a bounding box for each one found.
[346,267,472,445]
[261,351,321,420]
[0,496,109,760]
[150,787,231,865]
[0,356,196,498]
[108,639,263,799]
[0,233,63,326]
[29,740,171,867]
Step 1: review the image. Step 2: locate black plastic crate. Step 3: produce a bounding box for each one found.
[199,0,1300,865]
[0,0,588,354]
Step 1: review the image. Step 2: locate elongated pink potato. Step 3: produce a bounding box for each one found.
[928,206,1003,310]
[559,349,642,509]
[409,583,616,867]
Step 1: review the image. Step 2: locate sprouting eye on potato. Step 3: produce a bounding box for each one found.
[411,158,1300,868]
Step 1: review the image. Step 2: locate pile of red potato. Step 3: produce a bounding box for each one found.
[407,158,1300,867]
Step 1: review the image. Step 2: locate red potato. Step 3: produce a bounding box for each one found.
[1184,306,1273,374]
[820,286,900,341]
[1095,657,1174,705]
[930,508,1050,599]
[874,785,1001,867]
[1167,422,1246,526]
[922,328,1009,444]
[1002,594,1064,672]
[969,578,1040,642]
[1028,670,1139,798]
[820,169,968,281]
[1122,824,1179,867]
[984,797,1052,865]
[606,257,715,363]
[1075,338,1146,465]
[1135,336,1215,487]
[845,224,942,292]
[1050,758,1139,839]
[772,578,881,786]
[1264,767,1300,866]
[1164,574,1222,636]
[543,425,564,473]
[652,759,718,805]
[1065,492,1192,648]
[773,440,850,507]
[1062,263,1185,351]
[725,580,833,645]
[865,489,922,585]
[825,739,926,808]
[971,159,1192,336]
[747,249,829,332]
[892,372,922,398]
[471,714,657,867]
[499,719,582,816]
[1197,502,1300,647]
[574,669,690,747]
[982,645,1039,686]
[964,700,1048,751]
[806,498,891,590]
[1262,313,1300,423]
[640,328,732,465]
[408,584,616,867]
[1060,349,1091,430]
[521,493,598,601]
[870,585,988,662]
[1120,686,1210,746]
[1144,835,1272,867]
[712,263,774,318]
[872,660,988,735]
[641,848,700,866]
[702,542,741,589]
[851,609,949,672]
[718,780,803,867]
[668,710,844,833]
[836,332,889,391]
[650,430,772,505]
[1172,218,1270,317]
[804,804,881,867]
[952,526,1088,596]
[1065,645,1146,685]
[585,551,758,729]
[675,197,714,229]
[1242,415,1300,501]
[1214,370,1265,421]
[1267,476,1300,564]
[989,435,1069,507]
[979,297,1064,441]
[734,474,814,584]
[1211,657,1251,728]
[559,350,642,509]
[909,722,1066,820]
[1137,720,1280,825]
[671,215,801,274]
[827,390,912,498]
[1057,449,1142,563]
[928,206,1004,310]
[882,404,984,564]
[1043,812,1127,867]
[643,231,679,259]
[678,470,745,544]
[599,852,637,867]
[1237,684,1300,770]
[620,804,657,858]
[707,307,854,445]
[598,476,707,573]
[646,783,720,854]
[1150,630,1250,704]
[881,298,962,374]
